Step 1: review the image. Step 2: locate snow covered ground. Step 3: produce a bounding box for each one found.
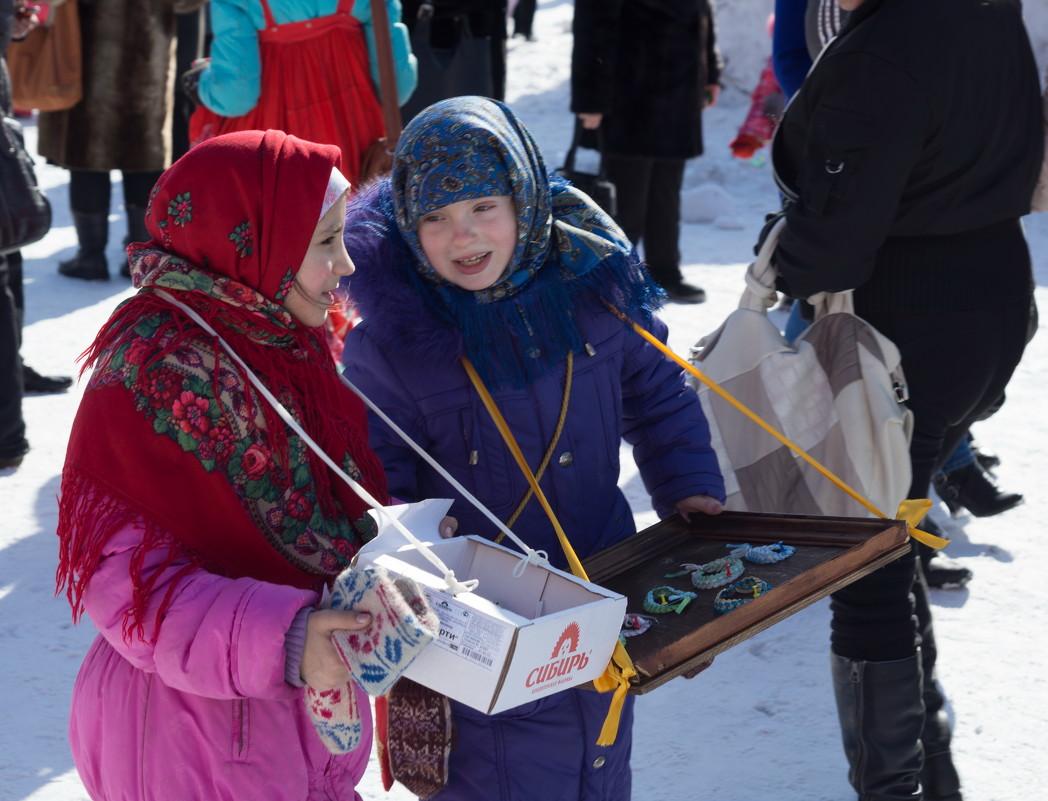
[3,2,1048,799]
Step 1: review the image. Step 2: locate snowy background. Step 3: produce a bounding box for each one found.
[4,1,1048,799]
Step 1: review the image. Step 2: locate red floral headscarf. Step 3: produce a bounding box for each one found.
[142,129,335,302]
[57,131,389,641]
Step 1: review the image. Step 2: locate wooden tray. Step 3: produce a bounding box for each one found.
[581,510,910,693]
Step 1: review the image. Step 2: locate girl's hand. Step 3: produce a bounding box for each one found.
[674,494,724,522]
[439,515,458,539]
[300,609,372,691]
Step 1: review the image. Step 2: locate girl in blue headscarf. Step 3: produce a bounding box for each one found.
[341,96,725,801]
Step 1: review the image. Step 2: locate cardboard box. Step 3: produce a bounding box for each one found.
[354,500,627,715]
[582,510,911,693]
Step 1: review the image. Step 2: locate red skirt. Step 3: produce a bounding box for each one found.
[190,1,385,188]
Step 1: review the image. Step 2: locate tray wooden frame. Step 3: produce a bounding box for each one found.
[581,510,910,693]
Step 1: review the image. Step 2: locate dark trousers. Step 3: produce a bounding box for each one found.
[172,9,207,160]
[512,0,536,37]
[70,169,162,217]
[866,296,1032,504]
[0,251,26,459]
[830,293,1032,662]
[605,154,685,288]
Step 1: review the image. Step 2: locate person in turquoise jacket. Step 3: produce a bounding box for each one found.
[199,0,416,115]
[189,0,417,187]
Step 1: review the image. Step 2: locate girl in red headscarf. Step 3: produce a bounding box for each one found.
[56,130,394,801]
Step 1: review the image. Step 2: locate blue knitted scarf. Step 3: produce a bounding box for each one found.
[347,97,664,390]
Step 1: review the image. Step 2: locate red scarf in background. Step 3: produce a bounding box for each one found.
[56,131,388,641]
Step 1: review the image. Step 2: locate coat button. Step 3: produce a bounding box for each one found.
[592,756,606,769]
[558,452,573,467]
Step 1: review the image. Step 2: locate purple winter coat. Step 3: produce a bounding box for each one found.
[68,522,372,801]
[343,303,723,566]
[340,198,723,800]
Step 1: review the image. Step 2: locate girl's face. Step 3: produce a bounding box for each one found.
[416,196,517,291]
[285,194,353,327]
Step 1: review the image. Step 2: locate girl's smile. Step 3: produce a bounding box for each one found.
[454,251,494,273]
[285,194,353,327]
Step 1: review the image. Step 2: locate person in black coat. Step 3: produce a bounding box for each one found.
[0,0,73,470]
[400,0,507,122]
[771,0,1042,799]
[570,0,722,304]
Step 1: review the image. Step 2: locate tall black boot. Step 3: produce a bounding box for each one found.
[913,571,964,801]
[58,212,109,281]
[120,204,150,278]
[932,461,1022,517]
[831,653,925,801]
[919,679,962,801]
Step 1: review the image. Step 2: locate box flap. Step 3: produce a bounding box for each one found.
[356,498,455,561]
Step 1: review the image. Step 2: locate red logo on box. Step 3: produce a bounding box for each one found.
[525,622,590,689]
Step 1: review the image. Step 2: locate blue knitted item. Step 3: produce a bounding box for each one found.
[307,682,364,754]
[327,564,440,696]
[307,565,440,754]
[713,577,773,614]
[726,541,797,564]
[689,556,745,589]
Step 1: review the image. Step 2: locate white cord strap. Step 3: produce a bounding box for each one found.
[338,372,550,571]
[152,290,478,595]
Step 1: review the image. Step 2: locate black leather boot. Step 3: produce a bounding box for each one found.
[662,280,707,304]
[919,682,962,801]
[932,462,1022,518]
[917,518,972,589]
[920,549,972,589]
[22,364,72,394]
[913,570,963,800]
[58,212,109,281]
[120,204,150,278]
[832,653,924,801]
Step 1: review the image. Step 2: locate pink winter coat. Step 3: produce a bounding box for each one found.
[69,523,372,801]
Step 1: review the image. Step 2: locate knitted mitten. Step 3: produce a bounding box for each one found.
[382,678,454,799]
[307,681,363,754]
[327,564,440,696]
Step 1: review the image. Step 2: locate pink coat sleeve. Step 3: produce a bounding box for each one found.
[82,521,321,702]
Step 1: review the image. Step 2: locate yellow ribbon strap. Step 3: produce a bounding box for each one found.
[895,498,942,549]
[591,639,637,746]
[462,357,637,744]
[603,302,950,551]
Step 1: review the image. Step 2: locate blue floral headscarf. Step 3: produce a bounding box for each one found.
[383,96,662,388]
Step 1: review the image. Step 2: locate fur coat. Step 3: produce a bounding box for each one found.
[38,0,204,171]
